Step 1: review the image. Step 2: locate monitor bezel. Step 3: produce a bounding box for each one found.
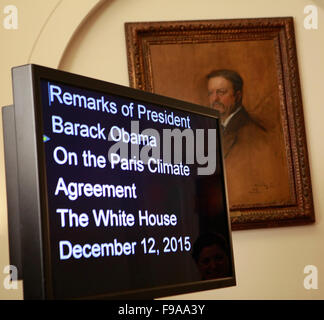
[11,64,235,300]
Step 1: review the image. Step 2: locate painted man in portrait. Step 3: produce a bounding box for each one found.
[207,69,290,208]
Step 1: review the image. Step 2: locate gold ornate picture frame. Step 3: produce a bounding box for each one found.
[125,17,315,230]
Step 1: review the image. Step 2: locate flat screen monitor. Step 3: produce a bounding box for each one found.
[4,64,235,299]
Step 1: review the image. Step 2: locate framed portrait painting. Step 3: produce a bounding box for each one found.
[125,17,315,230]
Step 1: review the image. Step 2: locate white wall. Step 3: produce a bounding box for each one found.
[0,0,323,299]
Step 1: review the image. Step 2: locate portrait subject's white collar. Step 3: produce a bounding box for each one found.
[221,106,242,128]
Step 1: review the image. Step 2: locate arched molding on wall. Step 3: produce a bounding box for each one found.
[28,0,105,68]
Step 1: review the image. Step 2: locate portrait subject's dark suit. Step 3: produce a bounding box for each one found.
[221,107,266,159]
[220,107,291,207]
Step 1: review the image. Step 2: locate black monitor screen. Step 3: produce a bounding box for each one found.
[8,64,235,299]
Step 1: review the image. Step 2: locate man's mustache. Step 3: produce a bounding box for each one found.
[211,102,224,109]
